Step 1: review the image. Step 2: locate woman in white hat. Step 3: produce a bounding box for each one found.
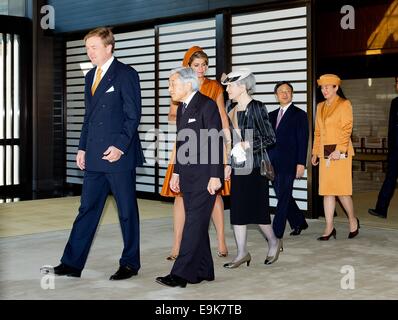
[222,69,282,268]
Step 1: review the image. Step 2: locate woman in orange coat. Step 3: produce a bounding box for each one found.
[311,74,360,240]
[161,46,230,259]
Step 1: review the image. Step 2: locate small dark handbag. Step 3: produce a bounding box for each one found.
[323,144,337,158]
[260,140,275,181]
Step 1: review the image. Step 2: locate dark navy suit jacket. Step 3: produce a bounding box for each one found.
[268,104,309,175]
[78,58,144,172]
[174,91,224,192]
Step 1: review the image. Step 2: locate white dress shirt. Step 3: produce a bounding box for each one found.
[92,56,114,88]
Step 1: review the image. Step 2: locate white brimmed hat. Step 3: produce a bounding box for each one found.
[221,68,252,85]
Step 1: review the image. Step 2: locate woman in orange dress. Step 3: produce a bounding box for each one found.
[311,74,360,240]
[161,46,230,259]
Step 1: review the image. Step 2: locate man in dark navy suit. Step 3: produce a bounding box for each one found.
[51,27,144,280]
[268,81,309,238]
[156,67,224,288]
[369,76,398,218]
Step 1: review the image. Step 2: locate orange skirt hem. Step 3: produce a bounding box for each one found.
[160,163,231,197]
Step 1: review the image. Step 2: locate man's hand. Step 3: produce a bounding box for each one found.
[102,146,123,163]
[76,150,86,170]
[311,155,319,166]
[207,177,222,195]
[224,165,232,181]
[296,164,305,179]
[170,173,180,193]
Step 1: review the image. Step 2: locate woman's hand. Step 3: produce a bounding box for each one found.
[224,165,232,181]
[311,155,319,166]
[207,177,222,195]
[329,150,341,160]
[241,141,250,150]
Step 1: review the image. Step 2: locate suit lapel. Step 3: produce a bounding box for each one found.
[276,104,294,131]
[321,97,340,122]
[91,59,118,108]
[180,91,201,128]
[86,69,95,105]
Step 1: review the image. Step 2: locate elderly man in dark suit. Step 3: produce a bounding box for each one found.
[156,67,224,288]
[369,76,398,219]
[268,81,309,238]
[50,27,144,280]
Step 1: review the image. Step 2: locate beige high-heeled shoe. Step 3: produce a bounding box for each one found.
[264,239,283,265]
[223,253,251,269]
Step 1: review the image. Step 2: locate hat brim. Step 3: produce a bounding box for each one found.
[221,70,252,85]
[317,75,341,86]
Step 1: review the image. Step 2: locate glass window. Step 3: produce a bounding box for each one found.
[0,33,4,140]
[13,35,19,139]
[0,0,8,15]
[344,77,397,189]
[0,0,26,17]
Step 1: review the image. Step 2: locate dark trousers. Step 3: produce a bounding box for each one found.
[171,190,216,283]
[61,170,140,271]
[375,152,398,216]
[272,173,306,238]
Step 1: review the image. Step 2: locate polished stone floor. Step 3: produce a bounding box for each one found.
[1,197,397,300]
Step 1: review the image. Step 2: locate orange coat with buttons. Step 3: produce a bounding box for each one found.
[312,96,355,195]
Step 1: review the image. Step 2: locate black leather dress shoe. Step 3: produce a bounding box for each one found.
[155,274,187,288]
[109,265,138,280]
[53,263,82,277]
[368,209,386,219]
[290,221,309,236]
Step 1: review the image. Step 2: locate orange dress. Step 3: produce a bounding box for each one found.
[312,97,355,195]
[160,78,231,197]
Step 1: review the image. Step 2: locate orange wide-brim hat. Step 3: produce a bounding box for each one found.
[182,46,203,67]
[317,74,341,86]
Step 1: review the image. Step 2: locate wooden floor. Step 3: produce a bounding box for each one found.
[0,190,396,238]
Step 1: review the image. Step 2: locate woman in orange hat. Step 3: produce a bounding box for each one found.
[311,74,360,240]
[161,46,230,259]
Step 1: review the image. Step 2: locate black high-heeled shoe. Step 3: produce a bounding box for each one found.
[317,228,336,241]
[348,218,360,239]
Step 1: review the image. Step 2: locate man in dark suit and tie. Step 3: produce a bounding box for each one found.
[50,27,144,280]
[369,76,398,218]
[156,67,224,288]
[268,81,309,238]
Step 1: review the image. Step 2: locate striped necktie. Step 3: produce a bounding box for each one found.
[276,108,284,128]
[91,67,102,95]
[181,102,187,114]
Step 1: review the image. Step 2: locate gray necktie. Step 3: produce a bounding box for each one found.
[181,102,187,114]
